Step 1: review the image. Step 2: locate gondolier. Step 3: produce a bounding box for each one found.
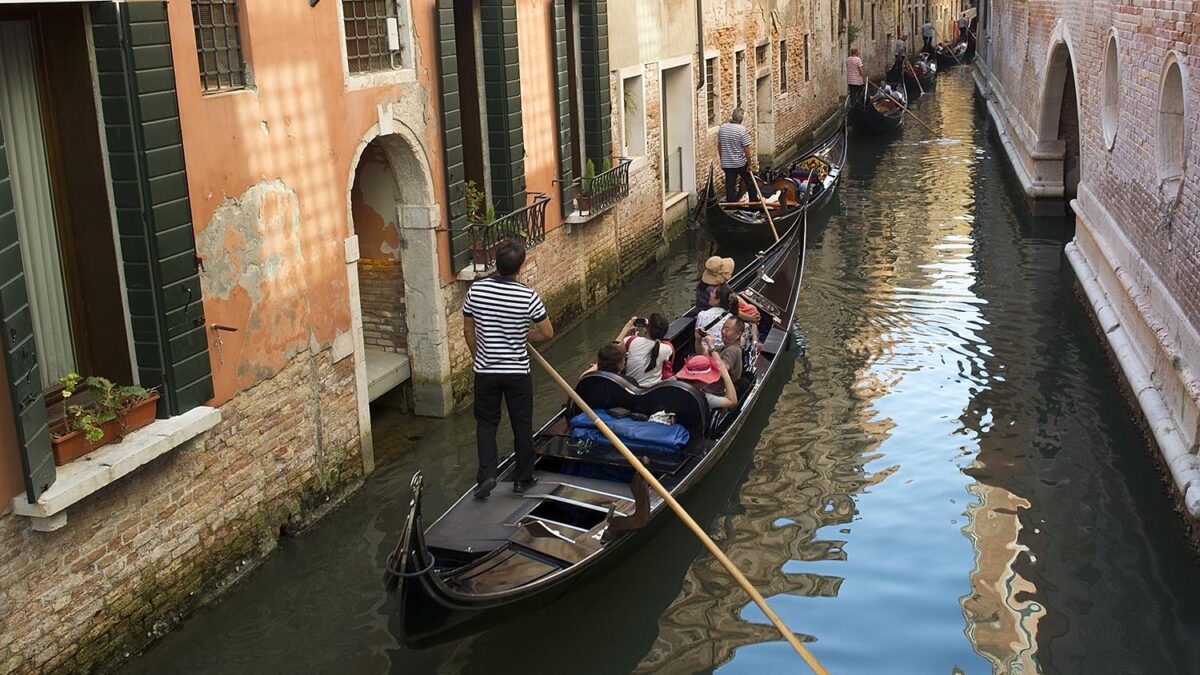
[921,17,934,53]
[718,108,756,204]
[845,48,866,104]
[462,238,555,499]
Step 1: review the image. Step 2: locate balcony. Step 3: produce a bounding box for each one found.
[566,157,633,226]
[464,192,551,274]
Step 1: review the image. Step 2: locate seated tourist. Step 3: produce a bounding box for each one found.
[695,256,735,310]
[615,313,675,387]
[675,354,738,410]
[697,285,760,353]
[696,319,745,382]
[582,342,636,386]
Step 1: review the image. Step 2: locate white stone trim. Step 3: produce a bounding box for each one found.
[973,62,1063,198]
[658,55,693,71]
[1068,185,1200,517]
[11,407,221,531]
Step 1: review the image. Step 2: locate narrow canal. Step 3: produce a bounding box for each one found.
[124,72,1200,673]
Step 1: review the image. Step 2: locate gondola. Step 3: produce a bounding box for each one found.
[701,118,847,250]
[384,204,809,648]
[904,53,937,94]
[934,42,970,69]
[849,79,907,135]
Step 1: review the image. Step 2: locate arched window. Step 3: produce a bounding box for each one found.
[1157,56,1187,192]
[1101,34,1119,150]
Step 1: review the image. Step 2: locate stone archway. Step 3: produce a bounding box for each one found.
[346,124,453,426]
[1032,26,1081,199]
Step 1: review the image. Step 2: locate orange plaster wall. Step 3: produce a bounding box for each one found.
[516,0,566,233]
[164,0,448,403]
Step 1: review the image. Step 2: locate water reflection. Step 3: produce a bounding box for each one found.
[121,71,1200,675]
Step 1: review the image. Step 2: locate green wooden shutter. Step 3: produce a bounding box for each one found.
[0,119,56,502]
[481,0,526,214]
[579,0,612,164]
[91,2,213,417]
[551,0,574,216]
[436,0,471,272]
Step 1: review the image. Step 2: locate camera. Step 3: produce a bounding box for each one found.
[633,317,648,328]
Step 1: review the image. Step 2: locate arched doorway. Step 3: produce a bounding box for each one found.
[1035,38,1081,203]
[347,127,452,424]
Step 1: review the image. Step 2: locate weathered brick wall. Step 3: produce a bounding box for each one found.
[978,1,1200,342]
[978,1,1200,514]
[0,349,362,673]
[358,259,407,353]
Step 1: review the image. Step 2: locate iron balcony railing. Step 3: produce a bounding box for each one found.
[571,157,633,219]
[468,192,550,272]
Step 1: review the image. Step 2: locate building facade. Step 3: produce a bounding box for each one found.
[973,1,1200,519]
[0,0,896,671]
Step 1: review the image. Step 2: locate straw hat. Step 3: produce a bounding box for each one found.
[677,355,721,385]
[700,256,736,285]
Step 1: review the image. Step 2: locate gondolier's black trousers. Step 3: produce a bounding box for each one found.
[848,83,865,105]
[724,164,758,203]
[474,372,535,483]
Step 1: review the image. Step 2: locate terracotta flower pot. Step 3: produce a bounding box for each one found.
[49,393,160,467]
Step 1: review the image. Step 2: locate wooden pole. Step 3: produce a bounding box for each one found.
[751,176,781,242]
[903,55,926,96]
[871,83,939,135]
[528,346,828,674]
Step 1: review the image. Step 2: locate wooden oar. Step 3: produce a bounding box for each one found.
[752,176,781,242]
[528,346,827,674]
[903,55,926,96]
[871,83,939,135]
[934,29,966,66]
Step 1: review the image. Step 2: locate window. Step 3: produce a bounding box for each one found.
[191,0,246,92]
[735,49,746,109]
[620,74,645,157]
[871,3,876,39]
[779,41,788,93]
[1157,56,1187,190]
[705,57,719,126]
[803,34,810,82]
[342,0,406,73]
[756,43,768,69]
[1101,35,1119,150]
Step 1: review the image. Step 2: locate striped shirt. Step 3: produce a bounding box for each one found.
[845,55,865,85]
[717,122,751,169]
[463,276,548,375]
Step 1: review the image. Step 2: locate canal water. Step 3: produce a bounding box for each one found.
[124,72,1200,673]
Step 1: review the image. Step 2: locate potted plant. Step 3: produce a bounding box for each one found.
[464,180,497,265]
[577,159,597,215]
[51,373,159,466]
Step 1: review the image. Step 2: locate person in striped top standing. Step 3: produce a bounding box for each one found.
[462,238,555,498]
[846,48,866,105]
[718,108,757,204]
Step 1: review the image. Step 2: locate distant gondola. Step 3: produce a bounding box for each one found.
[904,53,937,94]
[384,200,809,648]
[934,42,970,69]
[701,118,848,250]
[849,79,908,135]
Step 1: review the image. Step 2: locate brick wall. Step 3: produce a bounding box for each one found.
[977,1,1200,513]
[0,349,362,673]
[358,259,407,353]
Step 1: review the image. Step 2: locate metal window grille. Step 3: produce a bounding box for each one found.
[192,0,246,93]
[343,0,402,73]
[779,41,788,93]
[755,43,768,68]
[705,58,718,125]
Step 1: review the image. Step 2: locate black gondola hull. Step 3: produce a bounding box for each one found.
[388,213,809,648]
[849,102,904,135]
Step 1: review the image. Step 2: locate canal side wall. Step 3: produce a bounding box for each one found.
[0,348,363,674]
[973,2,1200,518]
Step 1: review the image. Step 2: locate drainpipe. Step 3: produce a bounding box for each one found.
[695,0,705,91]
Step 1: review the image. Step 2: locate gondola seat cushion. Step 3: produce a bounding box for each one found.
[569,410,690,453]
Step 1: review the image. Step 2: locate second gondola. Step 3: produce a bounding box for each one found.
[702,117,847,250]
[849,79,907,135]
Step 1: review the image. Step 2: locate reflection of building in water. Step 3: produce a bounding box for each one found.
[960,484,1043,672]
